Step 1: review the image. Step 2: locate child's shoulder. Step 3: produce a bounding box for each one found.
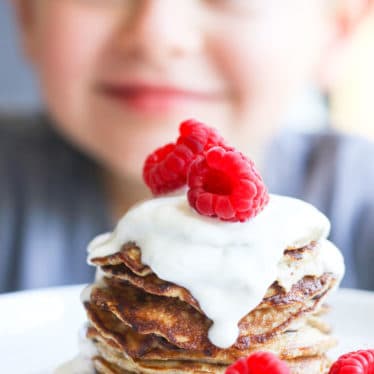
[280,127,374,159]
[305,129,374,189]
[268,128,374,206]
[0,112,92,198]
[308,129,374,155]
[0,112,58,164]
[0,112,84,166]
[0,112,56,148]
[280,128,374,178]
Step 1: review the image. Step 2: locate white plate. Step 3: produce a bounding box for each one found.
[0,286,373,373]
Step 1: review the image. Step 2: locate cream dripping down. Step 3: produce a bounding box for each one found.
[87,194,345,348]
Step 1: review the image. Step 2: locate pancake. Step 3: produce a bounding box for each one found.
[97,242,322,314]
[92,241,337,313]
[89,280,212,351]
[285,355,331,374]
[85,301,336,363]
[92,242,317,280]
[87,272,336,351]
[93,358,131,374]
[100,263,202,313]
[91,242,152,277]
[93,341,330,374]
[94,340,227,373]
[86,240,338,373]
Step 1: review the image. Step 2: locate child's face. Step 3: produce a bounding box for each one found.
[20,0,331,178]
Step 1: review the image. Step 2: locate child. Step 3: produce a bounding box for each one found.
[1,0,373,292]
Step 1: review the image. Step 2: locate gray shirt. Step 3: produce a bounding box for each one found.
[1,114,373,293]
[0,114,110,293]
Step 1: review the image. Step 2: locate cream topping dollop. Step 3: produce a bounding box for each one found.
[55,327,96,374]
[87,194,344,348]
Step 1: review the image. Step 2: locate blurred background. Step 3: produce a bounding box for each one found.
[0,2,41,112]
[1,1,373,138]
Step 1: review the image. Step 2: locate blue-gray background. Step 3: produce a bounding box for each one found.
[0,1,40,111]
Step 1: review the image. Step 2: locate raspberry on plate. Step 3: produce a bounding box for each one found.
[143,119,226,195]
[225,352,291,374]
[329,349,374,374]
[187,146,269,222]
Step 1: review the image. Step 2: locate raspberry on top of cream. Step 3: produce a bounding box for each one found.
[143,119,269,222]
[87,120,345,349]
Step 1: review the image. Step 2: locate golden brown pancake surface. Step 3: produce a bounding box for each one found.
[88,273,335,350]
[86,241,338,374]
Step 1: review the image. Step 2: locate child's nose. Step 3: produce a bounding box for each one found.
[116,0,202,61]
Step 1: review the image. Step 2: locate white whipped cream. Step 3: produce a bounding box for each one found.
[54,356,94,374]
[277,239,344,291]
[80,268,107,304]
[87,194,345,348]
[80,285,96,304]
[55,327,97,374]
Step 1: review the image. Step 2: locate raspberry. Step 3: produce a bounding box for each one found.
[143,119,226,195]
[225,352,291,374]
[329,349,374,374]
[143,143,194,195]
[187,146,269,222]
[177,119,226,154]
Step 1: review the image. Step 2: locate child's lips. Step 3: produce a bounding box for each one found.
[98,83,224,114]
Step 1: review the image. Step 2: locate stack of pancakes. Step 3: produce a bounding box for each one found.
[83,241,339,374]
